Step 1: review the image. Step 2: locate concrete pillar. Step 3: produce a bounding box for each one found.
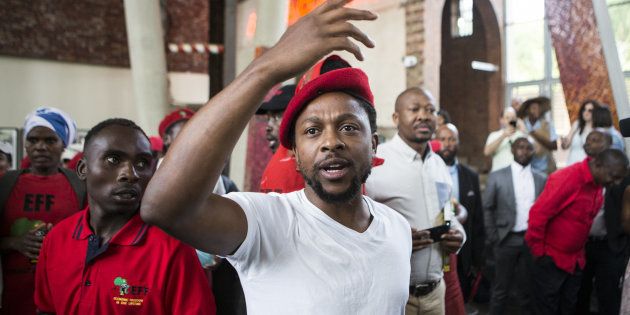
[123,0,169,135]
[230,0,289,190]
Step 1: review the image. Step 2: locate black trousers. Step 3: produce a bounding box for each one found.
[490,233,533,315]
[531,255,582,315]
[575,239,626,315]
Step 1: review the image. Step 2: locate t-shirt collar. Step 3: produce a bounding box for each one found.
[72,206,149,246]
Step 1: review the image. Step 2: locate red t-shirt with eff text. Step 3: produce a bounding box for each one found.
[1,172,80,314]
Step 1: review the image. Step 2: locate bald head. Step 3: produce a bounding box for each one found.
[394,87,435,112]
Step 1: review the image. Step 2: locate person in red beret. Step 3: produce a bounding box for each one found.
[140,1,411,313]
[158,108,195,155]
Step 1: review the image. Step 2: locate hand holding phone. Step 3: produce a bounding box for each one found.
[425,221,451,243]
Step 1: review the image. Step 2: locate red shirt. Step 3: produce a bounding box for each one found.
[259,146,304,193]
[0,172,80,314]
[35,208,216,315]
[525,158,603,273]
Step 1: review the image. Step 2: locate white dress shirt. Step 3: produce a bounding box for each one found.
[510,162,535,232]
[365,134,467,284]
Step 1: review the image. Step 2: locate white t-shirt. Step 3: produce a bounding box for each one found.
[224,190,411,315]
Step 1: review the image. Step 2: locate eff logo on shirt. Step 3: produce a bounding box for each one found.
[112,276,150,307]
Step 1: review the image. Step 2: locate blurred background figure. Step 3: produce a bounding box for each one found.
[484,107,527,173]
[0,142,13,175]
[517,97,558,174]
[561,100,598,165]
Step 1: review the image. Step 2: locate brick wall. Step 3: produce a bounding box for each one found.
[405,0,425,88]
[0,0,211,73]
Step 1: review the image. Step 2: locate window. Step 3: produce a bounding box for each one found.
[608,0,630,101]
[451,0,473,37]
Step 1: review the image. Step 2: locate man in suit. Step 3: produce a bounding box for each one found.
[435,124,484,302]
[484,137,547,315]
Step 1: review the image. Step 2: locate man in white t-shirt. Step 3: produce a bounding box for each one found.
[484,107,527,172]
[140,1,412,314]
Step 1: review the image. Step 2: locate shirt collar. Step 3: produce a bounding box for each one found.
[510,161,531,174]
[580,157,597,185]
[391,133,434,162]
[448,162,458,175]
[72,207,149,246]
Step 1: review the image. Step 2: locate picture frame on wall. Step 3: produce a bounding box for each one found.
[0,127,20,170]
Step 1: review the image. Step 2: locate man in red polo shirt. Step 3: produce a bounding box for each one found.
[34,118,215,314]
[525,148,628,315]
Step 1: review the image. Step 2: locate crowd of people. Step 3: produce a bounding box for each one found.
[1,1,630,314]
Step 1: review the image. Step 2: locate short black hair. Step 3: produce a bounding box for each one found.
[595,148,629,169]
[288,94,377,148]
[84,118,149,150]
[437,109,451,124]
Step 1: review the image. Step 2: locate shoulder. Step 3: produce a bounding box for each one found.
[368,197,410,229]
[375,140,398,157]
[459,164,478,177]
[489,166,510,179]
[532,170,547,181]
[46,210,86,240]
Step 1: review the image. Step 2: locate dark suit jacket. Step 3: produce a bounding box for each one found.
[456,164,484,273]
[483,165,547,245]
[603,175,630,255]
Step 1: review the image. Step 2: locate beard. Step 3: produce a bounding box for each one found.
[438,150,456,165]
[298,160,372,204]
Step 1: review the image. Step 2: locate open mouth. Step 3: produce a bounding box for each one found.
[112,188,139,201]
[318,158,351,181]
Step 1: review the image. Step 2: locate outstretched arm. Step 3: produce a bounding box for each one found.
[140,0,377,256]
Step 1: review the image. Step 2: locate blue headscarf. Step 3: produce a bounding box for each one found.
[24,107,77,148]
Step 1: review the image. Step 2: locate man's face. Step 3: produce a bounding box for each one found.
[265,111,283,153]
[162,120,186,153]
[511,138,535,166]
[393,91,437,145]
[293,92,377,204]
[0,152,10,174]
[79,125,155,214]
[528,103,541,120]
[25,126,64,174]
[436,127,458,165]
[592,163,627,188]
[583,131,610,157]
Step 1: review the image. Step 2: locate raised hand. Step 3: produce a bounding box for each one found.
[261,0,377,83]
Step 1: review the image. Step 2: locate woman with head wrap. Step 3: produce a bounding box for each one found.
[0,106,85,314]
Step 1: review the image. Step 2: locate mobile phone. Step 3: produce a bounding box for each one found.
[426,221,451,242]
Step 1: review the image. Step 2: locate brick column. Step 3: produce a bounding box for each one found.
[405,0,425,88]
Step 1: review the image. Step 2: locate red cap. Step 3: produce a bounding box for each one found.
[279,55,374,149]
[158,108,195,138]
[149,136,164,152]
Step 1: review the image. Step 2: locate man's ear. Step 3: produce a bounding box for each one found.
[371,133,379,154]
[76,158,87,181]
[392,112,399,127]
[292,148,300,171]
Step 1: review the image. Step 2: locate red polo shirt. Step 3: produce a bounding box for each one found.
[35,208,216,315]
[525,158,603,274]
[259,146,304,193]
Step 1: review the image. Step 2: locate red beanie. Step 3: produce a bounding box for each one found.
[278,55,374,149]
[158,108,195,138]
